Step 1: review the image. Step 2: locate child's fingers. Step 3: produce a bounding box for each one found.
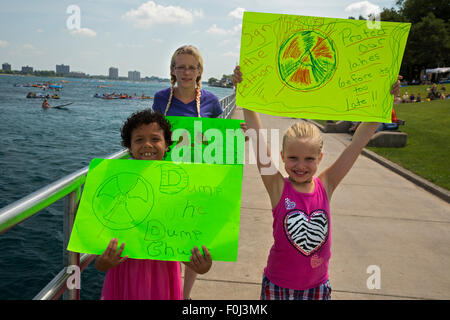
[198,246,212,274]
[119,255,128,264]
[116,242,126,257]
[390,81,401,95]
[233,66,243,85]
[201,246,212,262]
[190,247,201,265]
[105,238,117,256]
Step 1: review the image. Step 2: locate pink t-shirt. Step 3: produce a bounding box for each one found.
[264,177,331,290]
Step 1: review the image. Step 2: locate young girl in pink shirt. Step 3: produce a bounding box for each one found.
[94,109,212,300]
[234,66,401,300]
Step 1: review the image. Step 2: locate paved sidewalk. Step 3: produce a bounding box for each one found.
[189,107,450,300]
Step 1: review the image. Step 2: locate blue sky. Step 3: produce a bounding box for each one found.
[0,0,397,79]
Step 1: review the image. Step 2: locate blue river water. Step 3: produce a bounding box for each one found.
[0,74,233,300]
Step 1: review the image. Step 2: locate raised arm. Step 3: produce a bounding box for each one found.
[319,77,402,198]
[234,66,284,206]
[319,121,379,198]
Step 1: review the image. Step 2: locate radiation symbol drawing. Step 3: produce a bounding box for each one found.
[278,30,337,91]
[92,173,154,230]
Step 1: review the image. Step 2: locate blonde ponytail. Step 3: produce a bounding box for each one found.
[195,80,202,117]
[164,79,176,116]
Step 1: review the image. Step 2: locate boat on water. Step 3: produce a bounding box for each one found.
[93,93,153,100]
[0,92,237,300]
[15,82,63,90]
[27,92,60,99]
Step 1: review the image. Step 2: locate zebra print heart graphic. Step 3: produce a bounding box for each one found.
[284,210,329,256]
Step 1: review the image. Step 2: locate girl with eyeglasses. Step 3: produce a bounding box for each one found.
[152,45,223,118]
[151,45,222,300]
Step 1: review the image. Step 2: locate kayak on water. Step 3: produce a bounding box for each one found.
[42,100,73,110]
[52,102,73,108]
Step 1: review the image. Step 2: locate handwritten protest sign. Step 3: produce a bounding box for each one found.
[67,158,243,261]
[236,12,411,122]
[166,116,245,165]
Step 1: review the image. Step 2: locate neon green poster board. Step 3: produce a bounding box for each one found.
[67,158,243,262]
[236,12,411,122]
[165,116,245,165]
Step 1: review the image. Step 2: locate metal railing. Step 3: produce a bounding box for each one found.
[219,92,237,119]
[0,92,236,300]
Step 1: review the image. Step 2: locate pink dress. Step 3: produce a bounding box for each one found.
[100,259,183,300]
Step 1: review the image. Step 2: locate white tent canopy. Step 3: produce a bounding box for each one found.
[426,67,450,74]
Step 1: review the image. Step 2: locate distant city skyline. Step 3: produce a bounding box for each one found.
[0,0,397,79]
[1,62,160,81]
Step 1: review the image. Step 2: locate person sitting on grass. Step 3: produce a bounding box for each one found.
[376,109,400,132]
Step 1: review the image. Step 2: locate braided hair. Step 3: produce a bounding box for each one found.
[164,45,203,117]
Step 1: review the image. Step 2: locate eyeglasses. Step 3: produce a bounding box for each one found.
[174,65,199,73]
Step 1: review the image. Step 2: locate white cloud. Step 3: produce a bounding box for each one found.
[233,24,242,34]
[345,1,381,17]
[122,1,203,27]
[21,44,44,55]
[222,51,239,58]
[69,27,97,37]
[206,24,242,36]
[36,28,44,33]
[228,7,245,20]
[207,24,229,35]
[116,42,145,48]
[0,40,8,48]
[219,39,232,47]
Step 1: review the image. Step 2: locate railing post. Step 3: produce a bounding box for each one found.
[63,188,81,300]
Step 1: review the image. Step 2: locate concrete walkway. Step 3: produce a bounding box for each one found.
[189,107,450,300]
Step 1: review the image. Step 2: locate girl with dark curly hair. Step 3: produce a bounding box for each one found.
[95,109,212,300]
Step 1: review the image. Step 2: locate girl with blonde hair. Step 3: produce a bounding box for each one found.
[233,66,401,300]
[152,45,223,118]
[151,45,222,300]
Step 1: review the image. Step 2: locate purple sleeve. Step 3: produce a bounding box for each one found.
[204,91,222,118]
[151,89,169,113]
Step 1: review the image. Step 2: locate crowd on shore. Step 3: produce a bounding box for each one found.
[398,83,448,103]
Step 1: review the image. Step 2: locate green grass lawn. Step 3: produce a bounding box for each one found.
[366,98,450,190]
[313,86,449,190]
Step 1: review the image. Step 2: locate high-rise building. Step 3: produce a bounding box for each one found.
[128,70,140,81]
[21,65,33,74]
[109,67,119,80]
[56,64,70,75]
[2,63,11,71]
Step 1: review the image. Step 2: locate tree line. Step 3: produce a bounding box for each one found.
[351,0,449,81]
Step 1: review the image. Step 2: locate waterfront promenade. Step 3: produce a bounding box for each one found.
[189,106,450,300]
